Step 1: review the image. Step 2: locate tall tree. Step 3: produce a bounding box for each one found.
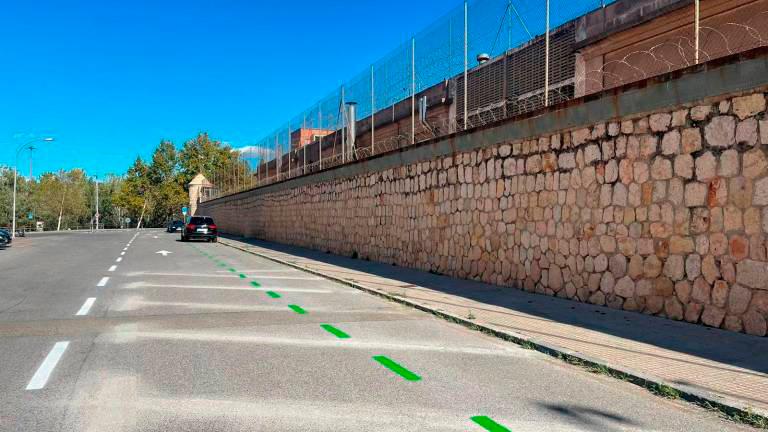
[179,132,238,187]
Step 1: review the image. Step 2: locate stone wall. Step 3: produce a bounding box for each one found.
[201,53,768,336]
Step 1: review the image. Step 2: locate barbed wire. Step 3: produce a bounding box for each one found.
[207,1,767,201]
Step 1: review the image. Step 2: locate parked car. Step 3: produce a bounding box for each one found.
[0,228,12,246]
[180,216,217,242]
[166,220,185,233]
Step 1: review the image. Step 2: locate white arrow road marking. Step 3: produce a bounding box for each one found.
[76,298,96,316]
[97,277,109,287]
[26,341,70,390]
[155,250,172,257]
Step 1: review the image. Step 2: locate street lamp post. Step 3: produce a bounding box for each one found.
[11,137,54,238]
[94,175,100,231]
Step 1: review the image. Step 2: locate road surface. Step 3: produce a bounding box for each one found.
[0,230,752,431]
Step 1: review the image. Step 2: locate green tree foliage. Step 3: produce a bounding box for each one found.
[179,132,233,184]
[1,132,238,230]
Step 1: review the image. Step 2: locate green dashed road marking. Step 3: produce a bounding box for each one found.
[266,291,281,298]
[239,274,247,279]
[372,356,421,381]
[288,305,307,314]
[228,268,237,273]
[250,281,261,288]
[320,324,350,339]
[471,416,511,432]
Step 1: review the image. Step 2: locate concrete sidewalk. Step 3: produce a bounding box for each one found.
[220,236,768,423]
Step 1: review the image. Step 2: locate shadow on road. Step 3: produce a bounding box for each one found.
[537,403,642,432]
[224,235,768,378]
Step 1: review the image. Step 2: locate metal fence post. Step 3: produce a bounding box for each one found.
[287,122,291,177]
[544,0,550,107]
[371,64,375,154]
[411,37,416,145]
[275,135,279,180]
[694,0,700,64]
[463,0,468,130]
[341,86,346,164]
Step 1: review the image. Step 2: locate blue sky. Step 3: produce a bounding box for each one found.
[1,0,462,177]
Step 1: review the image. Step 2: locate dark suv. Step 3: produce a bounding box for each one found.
[166,220,185,233]
[181,216,218,242]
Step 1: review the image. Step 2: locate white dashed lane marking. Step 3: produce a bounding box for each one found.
[75,298,96,316]
[26,342,70,390]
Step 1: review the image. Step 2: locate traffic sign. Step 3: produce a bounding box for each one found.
[125,217,131,224]
[182,206,188,216]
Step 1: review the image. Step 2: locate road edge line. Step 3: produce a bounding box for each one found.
[217,237,768,428]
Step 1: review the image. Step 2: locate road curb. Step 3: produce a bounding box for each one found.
[219,237,768,428]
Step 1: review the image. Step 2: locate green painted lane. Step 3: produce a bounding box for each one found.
[266,291,281,298]
[471,416,511,432]
[372,356,421,381]
[320,324,350,339]
[239,273,247,279]
[228,268,237,273]
[250,281,262,288]
[288,305,307,315]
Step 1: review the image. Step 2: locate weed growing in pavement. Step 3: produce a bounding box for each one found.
[519,340,537,350]
[466,309,476,320]
[649,383,681,400]
[733,408,768,429]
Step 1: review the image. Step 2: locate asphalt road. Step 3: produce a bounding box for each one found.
[0,230,753,431]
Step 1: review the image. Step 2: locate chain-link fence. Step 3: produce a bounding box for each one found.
[206,0,767,201]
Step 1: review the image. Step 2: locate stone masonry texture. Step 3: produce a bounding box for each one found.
[202,90,768,337]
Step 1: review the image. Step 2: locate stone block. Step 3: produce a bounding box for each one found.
[743,148,767,179]
[690,105,711,121]
[728,284,752,315]
[650,113,672,132]
[651,157,672,180]
[718,149,739,178]
[704,116,736,148]
[684,182,707,207]
[732,93,766,120]
[664,255,685,281]
[736,118,758,146]
[661,130,680,155]
[695,152,717,181]
[701,305,726,328]
[736,259,768,290]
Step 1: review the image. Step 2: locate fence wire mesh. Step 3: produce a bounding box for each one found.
[207,0,767,201]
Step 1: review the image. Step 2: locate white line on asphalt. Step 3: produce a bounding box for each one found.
[75,298,96,316]
[97,277,110,287]
[26,341,70,390]
[214,269,299,273]
[108,265,117,272]
[120,332,527,357]
[123,282,333,293]
[120,251,126,256]
[123,248,128,251]
[116,257,123,262]
[125,272,322,280]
